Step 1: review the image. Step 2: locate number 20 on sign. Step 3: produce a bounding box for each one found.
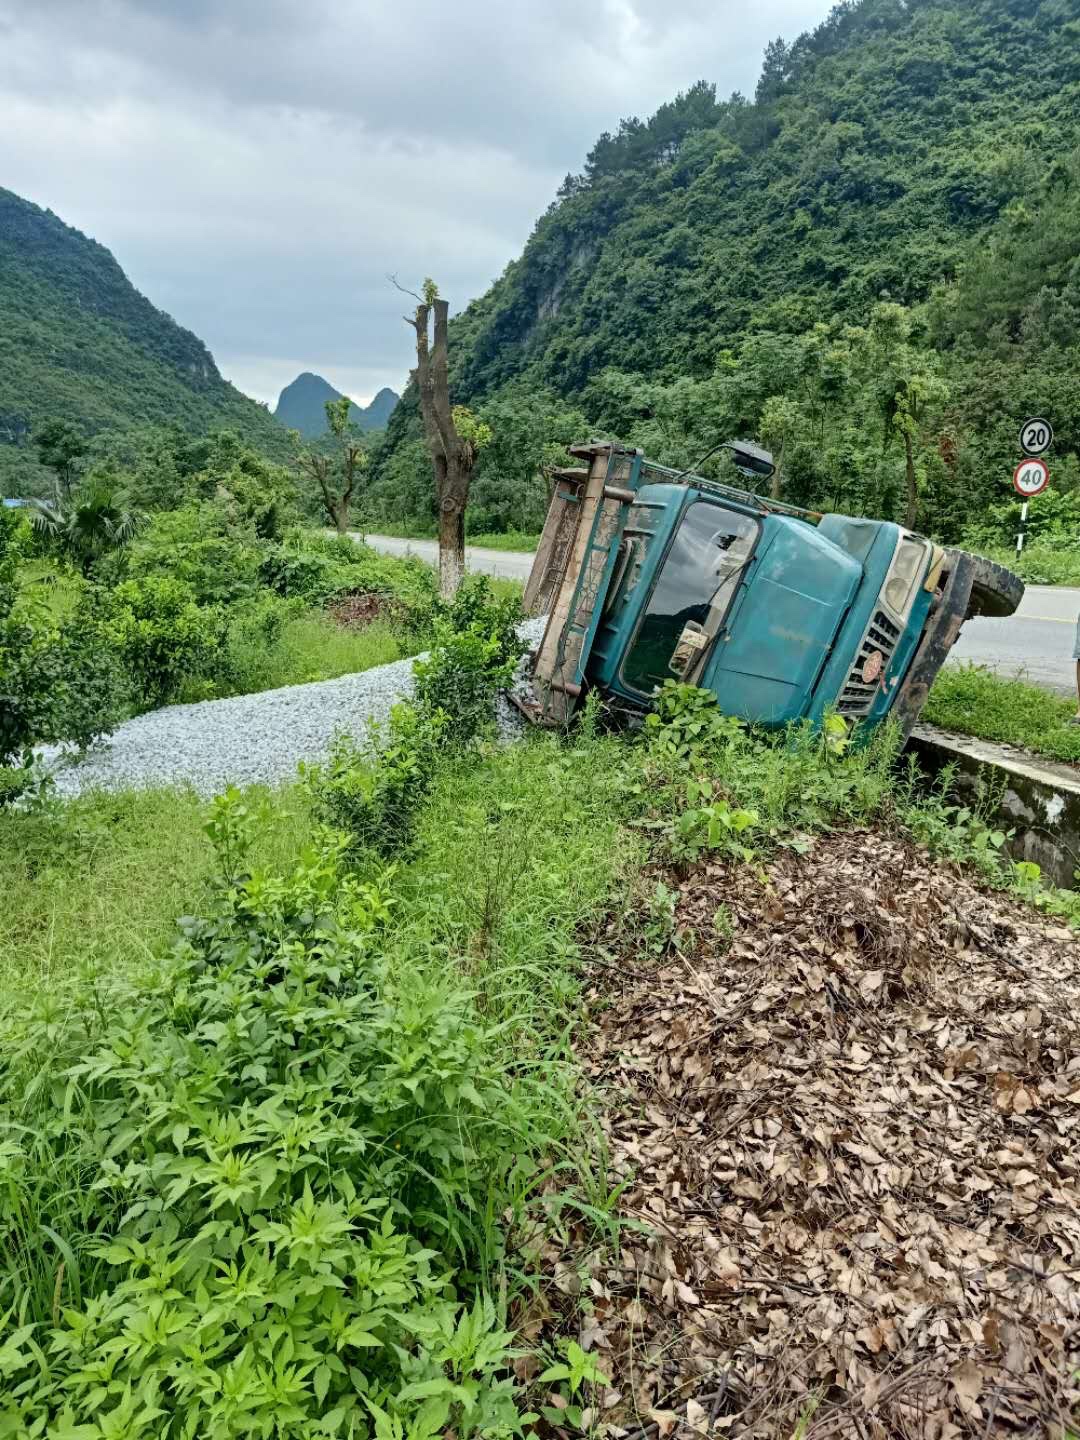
[1018,417,1053,455]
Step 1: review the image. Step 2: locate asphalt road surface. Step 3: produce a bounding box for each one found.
[362,535,1080,696]
[361,533,535,582]
[952,583,1080,695]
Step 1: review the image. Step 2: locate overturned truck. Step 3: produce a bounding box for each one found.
[519,441,1023,737]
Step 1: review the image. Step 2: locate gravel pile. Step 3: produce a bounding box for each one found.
[39,616,548,799]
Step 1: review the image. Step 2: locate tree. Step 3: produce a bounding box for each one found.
[27,479,146,577]
[864,305,950,529]
[404,280,492,597]
[759,395,800,500]
[34,419,87,501]
[293,397,369,534]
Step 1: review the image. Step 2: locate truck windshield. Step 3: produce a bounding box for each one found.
[622,501,758,695]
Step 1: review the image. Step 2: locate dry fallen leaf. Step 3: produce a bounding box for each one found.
[566,830,1080,1439]
[685,1398,708,1433]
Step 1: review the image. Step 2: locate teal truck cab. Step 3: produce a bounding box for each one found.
[520,441,1023,735]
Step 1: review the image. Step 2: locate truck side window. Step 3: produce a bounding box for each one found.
[622,501,758,695]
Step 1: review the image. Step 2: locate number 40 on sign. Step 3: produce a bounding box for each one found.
[1012,456,1049,556]
[1013,456,1050,498]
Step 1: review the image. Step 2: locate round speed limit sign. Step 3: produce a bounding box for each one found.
[1018,416,1053,454]
[1013,457,1050,497]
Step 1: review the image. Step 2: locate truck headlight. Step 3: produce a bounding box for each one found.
[884,536,929,616]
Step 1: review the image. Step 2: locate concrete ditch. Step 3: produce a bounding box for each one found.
[909,723,1080,889]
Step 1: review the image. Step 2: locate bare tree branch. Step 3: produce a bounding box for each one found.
[388,273,424,303]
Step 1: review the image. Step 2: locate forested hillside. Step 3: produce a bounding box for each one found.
[373,0,1080,547]
[0,187,290,493]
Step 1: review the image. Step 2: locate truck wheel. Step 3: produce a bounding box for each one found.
[956,551,1025,619]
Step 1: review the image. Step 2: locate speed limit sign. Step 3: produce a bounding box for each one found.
[1018,416,1053,454]
[1013,457,1050,497]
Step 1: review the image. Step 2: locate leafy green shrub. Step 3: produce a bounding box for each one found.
[260,534,438,612]
[211,591,297,694]
[636,682,898,862]
[102,575,223,709]
[0,510,126,795]
[428,575,524,665]
[0,800,531,1437]
[412,578,525,745]
[893,757,1010,878]
[258,540,349,603]
[305,703,446,859]
[124,501,263,604]
[962,487,1080,585]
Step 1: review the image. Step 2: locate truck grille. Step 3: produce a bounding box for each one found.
[836,610,901,717]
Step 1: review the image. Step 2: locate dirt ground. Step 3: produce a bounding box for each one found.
[326,590,403,628]
[550,833,1080,1438]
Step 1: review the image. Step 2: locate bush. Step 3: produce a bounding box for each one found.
[0,802,529,1437]
[102,575,223,709]
[411,577,526,745]
[305,702,446,859]
[258,541,349,604]
[212,591,296,692]
[0,510,126,795]
[261,534,438,611]
[124,501,263,604]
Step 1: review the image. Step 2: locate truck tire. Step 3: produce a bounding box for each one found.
[955,551,1025,619]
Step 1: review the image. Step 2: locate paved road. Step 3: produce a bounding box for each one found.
[363,535,1079,696]
[952,584,1080,695]
[361,533,535,582]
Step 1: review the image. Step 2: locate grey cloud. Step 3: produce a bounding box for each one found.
[0,0,825,403]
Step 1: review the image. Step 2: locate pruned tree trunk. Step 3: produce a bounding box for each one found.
[438,498,465,597]
[405,292,474,599]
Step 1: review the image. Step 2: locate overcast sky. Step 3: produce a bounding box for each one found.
[0,0,826,408]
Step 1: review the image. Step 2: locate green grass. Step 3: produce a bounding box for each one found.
[924,663,1080,764]
[0,723,634,1432]
[464,530,539,552]
[972,542,1080,588]
[0,784,314,991]
[190,612,409,701]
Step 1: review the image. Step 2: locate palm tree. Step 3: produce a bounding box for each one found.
[27,481,146,577]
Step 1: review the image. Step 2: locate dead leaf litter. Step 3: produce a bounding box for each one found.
[557,831,1080,1438]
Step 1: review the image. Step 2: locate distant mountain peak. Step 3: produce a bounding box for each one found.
[274,373,399,437]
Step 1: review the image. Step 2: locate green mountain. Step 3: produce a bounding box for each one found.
[376,0,1080,543]
[274,373,398,437]
[0,187,290,493]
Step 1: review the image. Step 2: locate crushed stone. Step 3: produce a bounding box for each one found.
[38,616,548,798]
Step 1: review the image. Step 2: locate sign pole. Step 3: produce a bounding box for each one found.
[1016,500,1028,556]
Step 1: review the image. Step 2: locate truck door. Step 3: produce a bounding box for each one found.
[620,501,759,696]
[704,518,861,726]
